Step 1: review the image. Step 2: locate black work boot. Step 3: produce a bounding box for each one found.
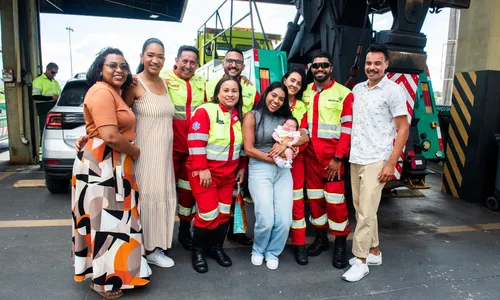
[191,227,209,273]
[294,245,309,265]
[208,224,232,267]
[307,230,330,256]
[227,217,253,246]
[332,235,348,269]
[178,220,192,251]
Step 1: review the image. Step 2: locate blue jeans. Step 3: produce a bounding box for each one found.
[248,158,293,261]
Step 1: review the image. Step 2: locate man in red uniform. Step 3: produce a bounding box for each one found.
[302,52,353,269]
[161,46,207,251]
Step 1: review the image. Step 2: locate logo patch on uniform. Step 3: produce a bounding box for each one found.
[233,116,239,122]
[339,97,343,101]
[192,122,201,131]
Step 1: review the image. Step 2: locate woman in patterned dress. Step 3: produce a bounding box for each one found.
[72,47,151,299]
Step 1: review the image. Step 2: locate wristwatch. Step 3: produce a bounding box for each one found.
[333,156,342,163]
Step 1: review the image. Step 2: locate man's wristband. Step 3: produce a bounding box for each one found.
[333,156,342,163]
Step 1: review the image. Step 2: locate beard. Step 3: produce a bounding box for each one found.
[314,72,329,83]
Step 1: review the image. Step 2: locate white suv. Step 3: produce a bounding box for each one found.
[41,75,90,193]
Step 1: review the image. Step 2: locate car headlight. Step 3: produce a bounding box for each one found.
[422,140,431,150]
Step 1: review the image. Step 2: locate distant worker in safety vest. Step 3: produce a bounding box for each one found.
[205,47,258,246]
[160,46,206,251]
[303,51,353,269]
[32,62,61,101]
[205,48,260,115]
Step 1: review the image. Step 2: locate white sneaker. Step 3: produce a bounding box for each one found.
[251,254,264,266]
[349,252,382,266]
[266,259,279,270]
[147,249,175,268]
[342,259,369,282]
[284,160,292,169]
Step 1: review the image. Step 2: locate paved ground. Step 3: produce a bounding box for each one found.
[0,162,499,300]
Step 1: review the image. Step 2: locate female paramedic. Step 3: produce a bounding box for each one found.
[186,76,246,273]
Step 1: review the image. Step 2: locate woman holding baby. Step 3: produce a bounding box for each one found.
[242,81,309,270]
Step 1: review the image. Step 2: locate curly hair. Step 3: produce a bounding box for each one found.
[211,76,243,118]
[86,47,132,88]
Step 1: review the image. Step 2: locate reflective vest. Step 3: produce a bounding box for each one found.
[162,70,206,121]
[205,77,257,115]
[32,74,61,96]
[194,102,243,162]
[303,81,351,140]
[290,99,307,124]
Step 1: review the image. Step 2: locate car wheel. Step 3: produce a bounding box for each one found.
[46,178,70,194]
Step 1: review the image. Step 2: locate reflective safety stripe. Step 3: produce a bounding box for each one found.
[306,189,324,199]
[293,189,304,200]
[174,105,199,112]
[187,133,209,141]
[341,127,352,134]
[291,218,306,229]
[309,123,341,131]
[309,214,328,226]
[206,143,242,161]
[174,113,186,120]
[32,87,42,95]
[198,207,219,221]
[301,128,309,135]
[324,192,345,204]
[218,203,231,214]
[340,116,353,123]
[317,132,340,139]
[178,204,194,217]
[178,179,191,191]
[189,147,206,155]
[328,219,349,232]
[240,149,247,157]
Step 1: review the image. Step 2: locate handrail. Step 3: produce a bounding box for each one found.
[197,12,251,52]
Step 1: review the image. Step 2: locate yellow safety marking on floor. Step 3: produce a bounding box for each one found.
[12,179,45,188]
[0,219,72,228]
[0,216,181,228]
[415,223,500,235]
[0,172,14,181]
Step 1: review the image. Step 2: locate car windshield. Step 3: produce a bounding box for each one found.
[57,81,90,107]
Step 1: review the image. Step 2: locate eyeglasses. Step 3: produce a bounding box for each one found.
[225,59,244,66]
[311,62,331,70]
[104,63,130,72]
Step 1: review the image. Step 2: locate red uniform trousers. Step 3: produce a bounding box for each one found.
[188,173,233,230]
[305,144,350,236]
[290,151,306,245]
[174,150,196,221]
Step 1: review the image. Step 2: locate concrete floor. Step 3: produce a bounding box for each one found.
[0,163,499,300]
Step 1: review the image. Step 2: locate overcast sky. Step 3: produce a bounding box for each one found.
[37,0,452,91]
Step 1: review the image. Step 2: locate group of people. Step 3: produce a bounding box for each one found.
[70,37,408,299]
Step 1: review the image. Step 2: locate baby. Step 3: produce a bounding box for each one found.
[271,117,300,168]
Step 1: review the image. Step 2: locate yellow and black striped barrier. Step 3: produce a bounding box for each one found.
[443,71,500,203]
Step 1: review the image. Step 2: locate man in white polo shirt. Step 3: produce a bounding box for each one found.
[342,43,409,282]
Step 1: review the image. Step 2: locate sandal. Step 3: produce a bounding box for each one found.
[90,282,124,299]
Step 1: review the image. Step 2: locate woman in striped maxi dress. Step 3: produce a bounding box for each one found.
[123,38,177,267]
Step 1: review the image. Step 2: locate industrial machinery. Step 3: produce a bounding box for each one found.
[197,0,471,188]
